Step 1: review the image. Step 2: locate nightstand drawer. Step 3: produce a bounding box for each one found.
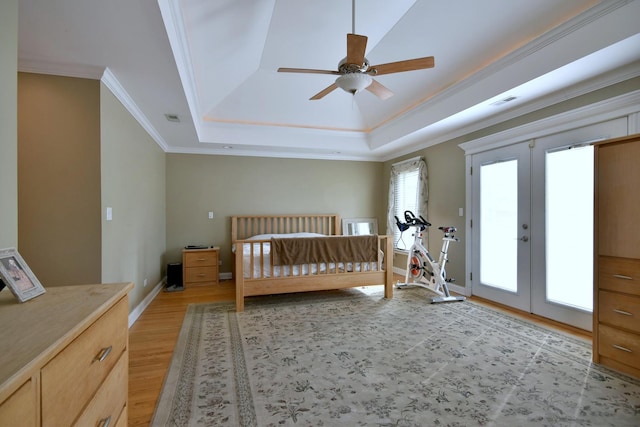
[185,266,218,283]
[599,290,640,334]
[183,247,219,287]
[599,256,640,296]
[184,251,217,267]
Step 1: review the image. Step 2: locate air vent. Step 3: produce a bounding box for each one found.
[164,113,180,122]
[490,96,517,106]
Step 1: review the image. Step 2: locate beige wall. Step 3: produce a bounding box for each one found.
[100,84,166,310]
[18,73,102,286]
[166,154,385,273]
[0,0,18,249]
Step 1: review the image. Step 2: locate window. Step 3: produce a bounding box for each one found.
[387,157,428,250]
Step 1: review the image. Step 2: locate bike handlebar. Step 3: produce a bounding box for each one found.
[395,210,431,231]
[396,211,458,234]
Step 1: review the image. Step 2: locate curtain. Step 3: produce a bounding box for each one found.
[387,157,428,248]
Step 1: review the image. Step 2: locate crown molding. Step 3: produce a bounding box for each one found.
[157,0,203,136]
[101,68,170,151]
[458,89,640,155]
[378,61,640,161]
[18,58,105,79]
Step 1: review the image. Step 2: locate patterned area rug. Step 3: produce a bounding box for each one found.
[151,287,640,426]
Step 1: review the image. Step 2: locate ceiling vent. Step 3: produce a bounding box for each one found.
[490,96,518,106]
[164,113,180,122]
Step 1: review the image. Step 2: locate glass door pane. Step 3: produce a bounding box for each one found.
[480,160,518,292]
[545,146,593,311]
[471,142,531,312]
[529,118,626,331]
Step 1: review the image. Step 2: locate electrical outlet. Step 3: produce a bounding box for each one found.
[143,278,148,287]
[208,211,214,219]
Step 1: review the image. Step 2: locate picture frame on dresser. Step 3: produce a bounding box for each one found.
[0,248,46,303]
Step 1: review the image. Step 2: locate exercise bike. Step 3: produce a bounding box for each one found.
[395,210,465,303]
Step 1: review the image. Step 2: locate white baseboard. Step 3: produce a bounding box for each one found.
[128,277,165,327]
[127,272,234,327]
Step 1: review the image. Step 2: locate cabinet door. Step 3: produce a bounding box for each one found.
[597,139,640,258]
[0,379,37,426]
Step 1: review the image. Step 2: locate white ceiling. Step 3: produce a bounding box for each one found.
[18,0,640,161]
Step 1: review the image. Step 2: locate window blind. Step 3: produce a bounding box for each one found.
[393,168,419,249]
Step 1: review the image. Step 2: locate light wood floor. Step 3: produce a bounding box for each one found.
[127,277,592,426]
[128,280,236,426]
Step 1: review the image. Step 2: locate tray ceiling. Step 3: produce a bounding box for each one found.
[18,0,640,160]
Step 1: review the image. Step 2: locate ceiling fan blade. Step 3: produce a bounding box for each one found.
[310,83,338,100]
[346,33,367,65]
[366,79,394,100]
[278,67,340,75]
[369,56,435,76]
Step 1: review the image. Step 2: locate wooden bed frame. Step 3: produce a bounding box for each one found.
[231,214,394,311]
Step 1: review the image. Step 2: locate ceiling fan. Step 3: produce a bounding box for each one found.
[277,0,435,100]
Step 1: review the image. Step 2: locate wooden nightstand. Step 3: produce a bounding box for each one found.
[183,247,219,287]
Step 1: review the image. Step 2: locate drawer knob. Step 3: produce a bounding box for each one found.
[98,415,112,427]
[612,344,633,353]
[95,345,113,362]
[612,274,633,280]
[613,309,633,316]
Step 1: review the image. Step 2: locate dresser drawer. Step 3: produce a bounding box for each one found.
[599,290,640,333]
[114,405,127,427]
[598,256,640,296]
[184,250,216,267]
[41,297,128,426]
[185,266,218,283]
[74,351,127,427]
[0,379,36,427]
[598,324,640,370]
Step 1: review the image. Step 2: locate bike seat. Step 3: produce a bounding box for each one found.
[438,226,457,233]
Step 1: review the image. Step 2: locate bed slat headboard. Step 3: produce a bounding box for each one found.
[231,214,341,242]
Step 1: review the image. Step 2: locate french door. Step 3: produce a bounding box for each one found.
[470,119,627,330]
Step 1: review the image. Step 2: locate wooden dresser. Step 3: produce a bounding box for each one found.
[183,247,219,287]
[593,134,640,379]
[0,282,133,426]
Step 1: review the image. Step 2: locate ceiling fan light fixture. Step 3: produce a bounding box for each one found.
[335,73,372,95]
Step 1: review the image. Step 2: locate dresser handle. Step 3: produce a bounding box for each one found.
[613,309,633,316]
[98,415,112,427]
[612,344,632,353]
[612,274,633,280]
[95,345,113,362]
[197,258,207,261]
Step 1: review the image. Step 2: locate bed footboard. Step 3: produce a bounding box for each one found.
[235,235,393,311]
